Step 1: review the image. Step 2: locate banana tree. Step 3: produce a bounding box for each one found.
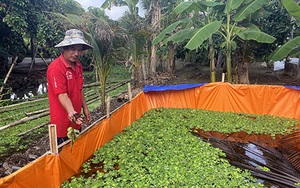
[153,1,223,82]
[270,0,300,61]
[155,0,276,83]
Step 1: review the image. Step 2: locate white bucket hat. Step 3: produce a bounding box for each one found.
[55,29,93,50]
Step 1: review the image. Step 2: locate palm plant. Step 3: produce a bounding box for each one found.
[119,10,148,85]
[85,12,115,110]
[102,0,149,85]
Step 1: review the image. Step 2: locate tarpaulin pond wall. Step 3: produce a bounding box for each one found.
[1,82,300,188]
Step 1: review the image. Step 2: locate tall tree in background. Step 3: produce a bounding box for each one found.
[146,0,161,77]
[154,0,184,74]
[3,0,64,72]
[102,0,175,78]
[0,0,62,98]
[118,1,149,85]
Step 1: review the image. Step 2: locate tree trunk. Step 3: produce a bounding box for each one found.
[132,64,143,86]
[141,58,147,81]
[150,42,157,76]
[238,61,250,84]
[29,37,37,72]
[226,44,232,83]
[167,42,175,74]
[0,55,9,79]
[149,0,160,76]
[216,51,224,70]
[209,36,216,82]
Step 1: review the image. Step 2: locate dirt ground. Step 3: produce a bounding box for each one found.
[168,61,299,86]
[0,61,299,178]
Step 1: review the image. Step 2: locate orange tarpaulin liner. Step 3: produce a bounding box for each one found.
[1,82,300,188]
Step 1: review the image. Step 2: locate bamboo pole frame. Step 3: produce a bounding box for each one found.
[0,56,18,99]
[128,83,132,101]
[48,124,58,154]
[222,73,225,82]
[106,96,111,118]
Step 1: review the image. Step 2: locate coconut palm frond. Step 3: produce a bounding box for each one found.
[278,130,300,172]
[198,135,300,187]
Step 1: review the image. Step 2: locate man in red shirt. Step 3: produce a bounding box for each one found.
[47,29,92,145]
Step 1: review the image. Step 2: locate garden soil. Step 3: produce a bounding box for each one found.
[0,60,299,178]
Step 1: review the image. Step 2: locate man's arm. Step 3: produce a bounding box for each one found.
[58,93,82,124]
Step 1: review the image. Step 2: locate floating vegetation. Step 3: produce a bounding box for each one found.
[62,108,300,187]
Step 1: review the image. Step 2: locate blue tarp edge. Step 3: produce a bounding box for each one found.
[143,83,207,92]
[284,85,300,91]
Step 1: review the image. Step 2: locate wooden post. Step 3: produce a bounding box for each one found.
[128,83,132,101]
[222,73,225,82]
[48,124,58,154]
[106,96,111,118]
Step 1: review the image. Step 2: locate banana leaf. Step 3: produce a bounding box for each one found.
[173,2,202,14]
[237,29,276,43]
[185,21,221,50]
[281,0,300,21]
[152,18,190,45]
[165,28,197,44]
[173,1,224,14]
[224,0,244,14]
[234,0,268,22]
[271,36,300,61]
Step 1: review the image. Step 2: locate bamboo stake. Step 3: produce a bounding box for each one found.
[0,56,18,99]
[48,124,58,154]
[87,96,100,105]
[0,111,49,131]
[83,79,130,89]
[128,83,132,101]
[0,98,48,111]
[37,51,49,66]
[18,121,49,136]
[25,108,49,116]
[106,96,111,118]
[222,73,225,82]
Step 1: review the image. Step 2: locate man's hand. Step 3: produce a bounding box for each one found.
[83,108,91,124]
[68,111,83,124]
